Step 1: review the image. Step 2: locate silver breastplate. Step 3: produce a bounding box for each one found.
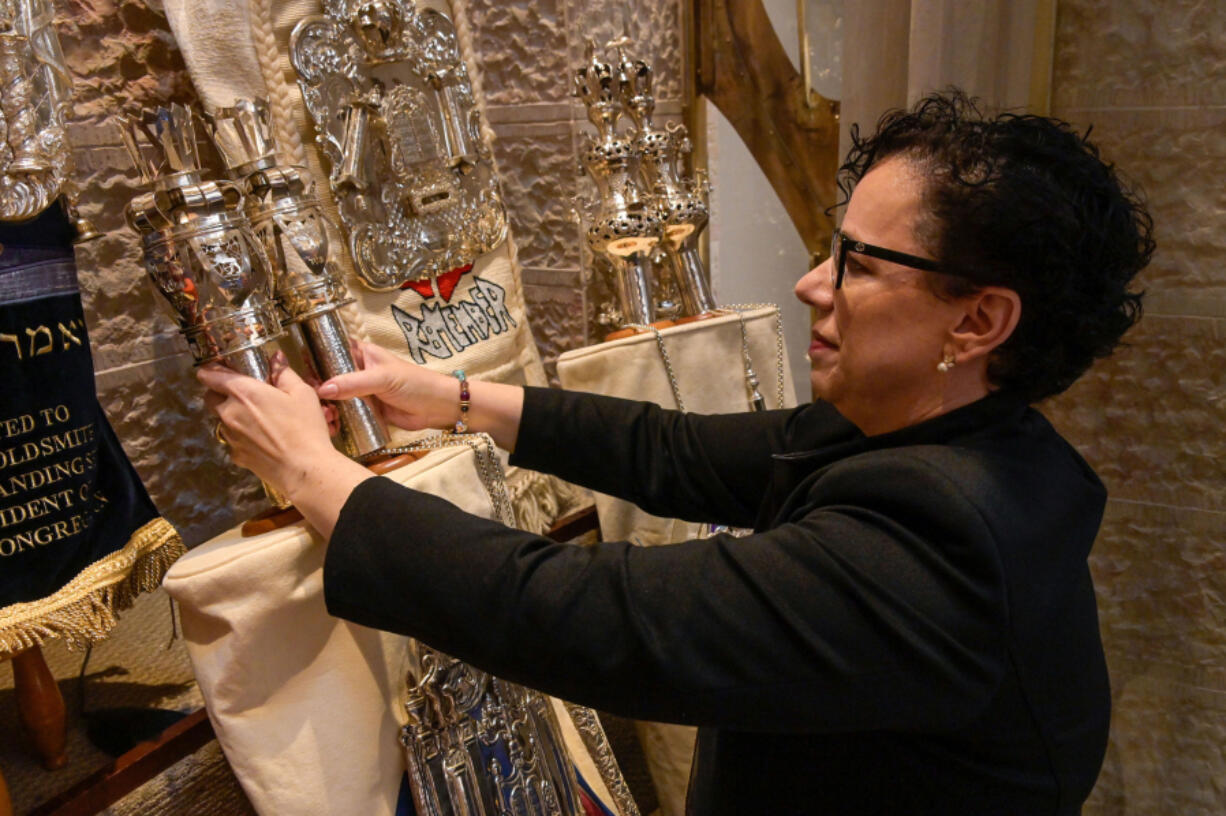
[289,0,507,292]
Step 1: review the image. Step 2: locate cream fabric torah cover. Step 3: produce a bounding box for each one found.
[556,307,798,816]
[163,446,617,816]
[556,308,797,546]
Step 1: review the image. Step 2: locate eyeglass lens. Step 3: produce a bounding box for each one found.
[830,230,845,289]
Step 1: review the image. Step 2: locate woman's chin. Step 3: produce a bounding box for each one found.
[808,371,836,405]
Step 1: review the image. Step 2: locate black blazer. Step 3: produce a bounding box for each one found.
[325,387,1110,815]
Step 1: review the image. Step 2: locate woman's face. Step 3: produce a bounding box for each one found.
[794,157,969,434]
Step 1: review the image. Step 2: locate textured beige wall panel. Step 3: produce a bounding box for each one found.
[564,0,685,102]
[1052,1,1226,809]
[1053,0,1226,110]
[1087,665,1226,814]
[1091,501,1226,684]
[59,0,199,120]
[94,360,266,545]
[1053,107,1226,308]
[1043,315,1226,514]
[466,0,572,105]
[490,125,584,273]
[1086,500,1226,814]
[522,282,587,385]
[1083,506,1226,815]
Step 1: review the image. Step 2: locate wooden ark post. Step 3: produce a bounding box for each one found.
[687,0,841,263]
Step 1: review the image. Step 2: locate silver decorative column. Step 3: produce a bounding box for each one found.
[0,0,97,240]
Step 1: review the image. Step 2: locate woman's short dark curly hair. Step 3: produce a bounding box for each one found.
[838,89,1154,403]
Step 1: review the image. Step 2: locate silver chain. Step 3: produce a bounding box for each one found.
[721,303,787,409]
[622,322,686,412]
[731,311,765,411]
[365,432,516,527]
[625,305,787,413]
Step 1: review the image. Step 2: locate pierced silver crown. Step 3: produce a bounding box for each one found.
[205,99,278,175]
[117,104,203,187]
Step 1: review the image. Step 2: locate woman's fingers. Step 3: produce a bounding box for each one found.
[197,362,248,396]
[202,389,225,414]
[271,359,311,396]
[317,366,388,400]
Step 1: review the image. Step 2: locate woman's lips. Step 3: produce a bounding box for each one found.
[809,334,837,359]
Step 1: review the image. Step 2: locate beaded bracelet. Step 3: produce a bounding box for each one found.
[452,369,470,433]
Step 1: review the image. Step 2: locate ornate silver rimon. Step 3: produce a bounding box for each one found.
[575,38,718,331]
[118,104,288,507]
[0,0,82,226]
[575,40,660,328]
[620,55,715,318]
[205,99,389,458]
[289,0,507,292]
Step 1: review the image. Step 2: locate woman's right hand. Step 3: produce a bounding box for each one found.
[317,342,459,431]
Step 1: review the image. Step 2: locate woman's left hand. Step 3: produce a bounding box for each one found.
[197,354,349,500]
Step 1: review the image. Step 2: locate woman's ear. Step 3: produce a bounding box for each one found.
[950,286,1021,363]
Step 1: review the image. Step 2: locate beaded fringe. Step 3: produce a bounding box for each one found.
[0,517,184,658]
[506,467,592,536]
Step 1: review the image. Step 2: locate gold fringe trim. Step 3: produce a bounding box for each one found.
[0,517,185,659]
[506,466,593,535]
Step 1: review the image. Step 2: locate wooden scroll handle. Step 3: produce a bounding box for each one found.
[12,645,68,770]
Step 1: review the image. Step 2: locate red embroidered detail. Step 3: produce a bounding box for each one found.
[399,263,474,303]
[401,278,435,299]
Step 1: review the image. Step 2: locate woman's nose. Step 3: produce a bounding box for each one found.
[795,257,833,308]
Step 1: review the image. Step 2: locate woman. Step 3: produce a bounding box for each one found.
[200,91,1153,814]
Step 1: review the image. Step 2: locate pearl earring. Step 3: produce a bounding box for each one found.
[937,353,955,373]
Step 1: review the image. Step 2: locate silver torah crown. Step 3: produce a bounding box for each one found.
[620,57,714,317]
[204,98,389,459]
[575,39,714,328]
[290,0,507,291]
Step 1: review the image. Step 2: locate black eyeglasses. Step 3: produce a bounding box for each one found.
[829,228,940,289]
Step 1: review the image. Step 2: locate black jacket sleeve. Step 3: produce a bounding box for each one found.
[510,386,812,528]
[324,448,1009,734]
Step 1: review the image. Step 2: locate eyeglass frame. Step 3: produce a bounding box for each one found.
[829,228,940,289]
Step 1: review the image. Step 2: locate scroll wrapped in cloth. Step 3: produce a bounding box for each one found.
[158,0,588,533]
[163,441,624,816]
[0,207,182,656]
[556,306,797,816]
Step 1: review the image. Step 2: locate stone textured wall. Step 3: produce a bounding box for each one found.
[61,1,685,546]
[1041,1,1226,812]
